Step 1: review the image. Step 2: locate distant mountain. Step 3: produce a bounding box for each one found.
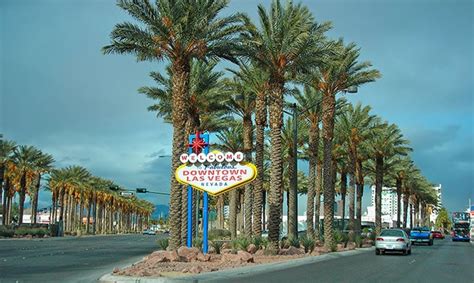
[152,204,169,219]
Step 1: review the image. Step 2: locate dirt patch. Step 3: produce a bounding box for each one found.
[114,251,307,278]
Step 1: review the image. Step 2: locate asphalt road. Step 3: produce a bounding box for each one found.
[216,237,473,283]
[0,234,162,283]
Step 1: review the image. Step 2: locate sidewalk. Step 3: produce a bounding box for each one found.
[99,247,374,283]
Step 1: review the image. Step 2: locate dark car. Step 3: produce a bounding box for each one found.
[431,231,445,239]
[452,229,470,242]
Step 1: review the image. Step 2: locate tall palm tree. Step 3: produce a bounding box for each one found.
[31,151,54,224]
[312,40,380,249]
[12,145,41,224]
[368,122,411,234]
[293,85,322,238]
[228,63,269,236]
[336,103,377,233]
[241,0,331,249]
[216,124,244,238]
[0,140,16,225]
[104,0,245,249]
[224,72,256,237]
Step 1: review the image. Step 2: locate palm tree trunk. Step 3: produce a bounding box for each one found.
[288,149,297,238]
[18,172,27,225]
[348,173,355,233]
[252,90,266,236]
[168,60,190,249]
[180,187,188,244]
[355,159,364,233]
[86,202,91,234]
[243,114,253,237]
[229,190,238,239]
[262,190,267,232]
[2,177,9,225]
[374,156,383,235]
[322,91,336,250]
[314,161,322,239]
[0,164,4,210]
[396,178,402,228]
[268,80,284,250]
[306,160,316,238]
[340,170,347,231]
[32,174,41,224]
[402,192,409,228]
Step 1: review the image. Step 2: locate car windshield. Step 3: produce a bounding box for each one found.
[380,230,404,237]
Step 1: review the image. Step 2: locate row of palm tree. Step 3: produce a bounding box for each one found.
[103,0,436,250]
[0,140,154,234]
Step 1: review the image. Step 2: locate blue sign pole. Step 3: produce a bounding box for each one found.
[186,134,194,248]
[202,133,210,254]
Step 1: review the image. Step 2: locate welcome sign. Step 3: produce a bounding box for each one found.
[175,151,257,196]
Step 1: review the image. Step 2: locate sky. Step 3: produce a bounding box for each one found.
[1,0,472,214]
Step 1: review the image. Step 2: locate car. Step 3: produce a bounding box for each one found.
[142,229,156,235]
[375,228,412,255]
[452,229,470,242]
[431,231,444,239]
[410,227,433,245]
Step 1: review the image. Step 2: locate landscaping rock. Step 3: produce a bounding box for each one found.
[310,251,320,256]
[279,246,305,256]
[197,253,211,262]
[237,251,254,263]
[222,242,232,249]
[247,244,258,254]
[315,240,324,247]
[177,247,200,262]
[336,244,345,251]
[221,248,233,254]
[314,246,330,254]
[346,242,357,250]
[255,249,265,256]
[361,243,372,248]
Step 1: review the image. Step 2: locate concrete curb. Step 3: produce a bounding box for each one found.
[99,247,374,283]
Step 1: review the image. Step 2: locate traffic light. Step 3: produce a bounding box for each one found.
[136,188,147,193]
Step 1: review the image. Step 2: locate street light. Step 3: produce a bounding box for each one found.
[135,188,170,196]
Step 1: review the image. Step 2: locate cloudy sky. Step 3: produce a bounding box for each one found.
[1,0,472,214]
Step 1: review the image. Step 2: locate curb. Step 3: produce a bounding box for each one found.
[99,247,374,283]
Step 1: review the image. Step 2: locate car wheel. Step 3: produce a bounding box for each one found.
[375,249,380,255]
[408,248,411,255]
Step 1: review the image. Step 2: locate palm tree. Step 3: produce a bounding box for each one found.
[216,124,244,238]
[228,62,269,236]
[312,40,380,249]
[241,0,331,250]
[0,140,16,225]
[336,103,377,233]
[104,0,245,249]
[12,145,41,224]
[293,85,322,238]
[368,122,411,235]
[31,151,54,224]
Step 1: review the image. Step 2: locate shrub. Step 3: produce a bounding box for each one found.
[334,231,349,246]
[252,236,268,249]
[355,235,363,248]
[0,226,14,237]
[156,238,169,250]
[233,236,251,251]
[280,238,289,249]
[288,236,300,248]
[14,227,30,236]
[193,237,203,251]
[208,229,231,240]
[210,240,224,254]
[330,242,338,252]
[300,236,315,253]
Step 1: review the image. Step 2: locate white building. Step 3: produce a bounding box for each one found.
[366,186,404,227]
[429,184,442,224]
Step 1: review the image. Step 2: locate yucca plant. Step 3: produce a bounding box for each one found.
[210,240,224,254]
[157,238,169,250]
[300,236,315,253]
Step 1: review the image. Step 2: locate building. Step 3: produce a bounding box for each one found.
[429,184,442,224]
[365,186,404,227]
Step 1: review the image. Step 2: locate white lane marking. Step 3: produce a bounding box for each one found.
[409,259,416,265]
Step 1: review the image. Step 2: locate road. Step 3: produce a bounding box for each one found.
[0,234,162,283]
[215,237,473,283]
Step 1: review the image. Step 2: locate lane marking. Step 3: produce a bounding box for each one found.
[409,259,416,265]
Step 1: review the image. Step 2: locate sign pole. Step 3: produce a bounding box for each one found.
[186,133,193,247]
[202,132,210,254]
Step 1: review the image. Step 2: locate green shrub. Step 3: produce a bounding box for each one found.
[233,236,251,251]
[280,238,289,249]
[210,240,224,254]
[14,227,30,236]
[288,236,300,248]
[208,229,231,240]
[193,237,203,251]
[0,226,14,237]
[334,231,349,246]
[300,236,315,253]
[355,235,363,248]
[362,227,370,234]
[252,236,268,249]
[330,242,338,252]
[156,238,169,250]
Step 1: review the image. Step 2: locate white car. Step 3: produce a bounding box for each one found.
[142,229,156,235]
[375,228,412,255]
